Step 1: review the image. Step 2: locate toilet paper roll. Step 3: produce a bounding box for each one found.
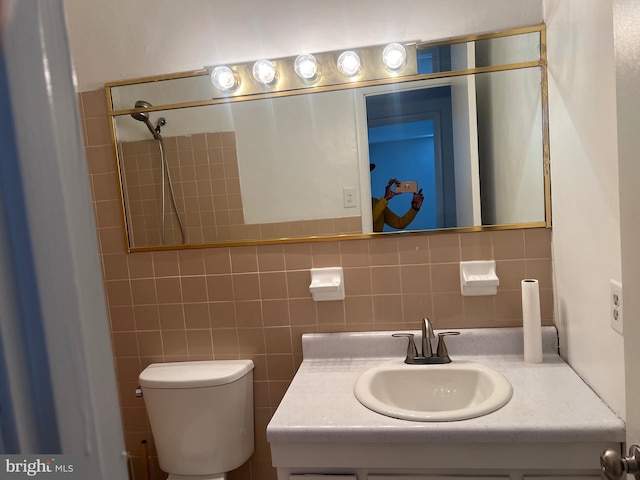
[522,279,543,363]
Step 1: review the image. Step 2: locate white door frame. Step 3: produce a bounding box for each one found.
[613,0,640,449]
[1,0,127,477]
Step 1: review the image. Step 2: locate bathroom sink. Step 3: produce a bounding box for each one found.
[353,359,513,421]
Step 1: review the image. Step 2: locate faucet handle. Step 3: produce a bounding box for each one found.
[436,331,460,360]
[392,333,418,362]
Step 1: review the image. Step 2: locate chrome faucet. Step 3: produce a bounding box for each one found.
[392,318,460,364]
[421,317,435,357]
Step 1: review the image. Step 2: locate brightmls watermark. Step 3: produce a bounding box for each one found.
[0,456,77,479]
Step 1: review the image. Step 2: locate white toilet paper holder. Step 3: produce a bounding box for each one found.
[460,260,499,296]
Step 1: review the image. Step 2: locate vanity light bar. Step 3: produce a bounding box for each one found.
[207,42,417,99]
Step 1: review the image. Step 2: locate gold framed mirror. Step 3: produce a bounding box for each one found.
[106,24,550,252]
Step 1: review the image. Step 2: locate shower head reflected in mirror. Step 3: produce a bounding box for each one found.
[130,100,164,139]
[131,99,152,121]
[129,100,185,245]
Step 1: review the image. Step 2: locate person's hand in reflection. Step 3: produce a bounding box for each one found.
[384,178,401,200]
[372,180,423,232]
[411,188,424,210]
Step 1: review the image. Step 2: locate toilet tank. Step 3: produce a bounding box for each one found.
[139,360,254,476]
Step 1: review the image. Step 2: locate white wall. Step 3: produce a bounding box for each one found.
[544,0,625,417]
[63,0,543,92]
[234,92,361,223]
[476,67,545,225]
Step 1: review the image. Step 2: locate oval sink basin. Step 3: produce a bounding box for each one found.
[354,360,513,421]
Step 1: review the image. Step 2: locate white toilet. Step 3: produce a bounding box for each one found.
[139,360,255,480]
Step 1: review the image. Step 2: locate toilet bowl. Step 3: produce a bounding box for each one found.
[139,360,254,480]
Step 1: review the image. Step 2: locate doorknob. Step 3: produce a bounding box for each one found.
[601,445,640,480]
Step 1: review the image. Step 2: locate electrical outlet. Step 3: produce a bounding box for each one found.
[610,279,623,335]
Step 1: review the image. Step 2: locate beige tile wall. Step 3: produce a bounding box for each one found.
[81,88,554,480]
[119,132,245,246]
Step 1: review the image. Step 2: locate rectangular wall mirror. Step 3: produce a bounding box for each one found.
[106,25,550,251]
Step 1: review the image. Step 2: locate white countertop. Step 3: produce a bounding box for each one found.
[267,327,625,445]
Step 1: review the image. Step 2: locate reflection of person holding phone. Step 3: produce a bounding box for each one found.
[372,177,424,232]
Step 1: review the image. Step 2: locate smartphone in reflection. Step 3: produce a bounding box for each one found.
[396,181,418,193]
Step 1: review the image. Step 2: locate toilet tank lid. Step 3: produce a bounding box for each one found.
[139,360,254,388]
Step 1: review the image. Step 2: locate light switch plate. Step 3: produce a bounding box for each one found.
[343,186,357,208]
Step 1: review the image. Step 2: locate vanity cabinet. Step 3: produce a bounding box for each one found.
[268,329,624,480]
[287,473,603,479]
[288,475,602,480]
[522,477,601,479]
[370,477,509,480]
[287,474,600,479]
[370,476,601,480]
[273,441,617,480]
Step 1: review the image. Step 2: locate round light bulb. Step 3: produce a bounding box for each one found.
[294,54,319,80]
[252,59,277,85]
[210,66,237,91]
[337,51,361,77]
[382,43,407,71]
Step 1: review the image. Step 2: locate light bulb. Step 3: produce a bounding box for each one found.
[294,54,318,80]
[210,66,237,91]
[337,51,361,77]
[252,59,277,85]
[382,43,407,71]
